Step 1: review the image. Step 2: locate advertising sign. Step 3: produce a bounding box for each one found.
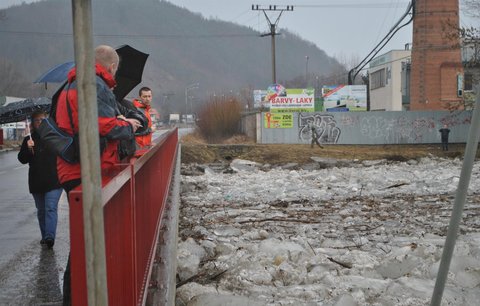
[253,90,268,108]
[322,85,367,112]
[264,112,294,128]
[269,87,315,113]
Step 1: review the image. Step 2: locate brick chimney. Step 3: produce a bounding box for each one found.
[410,0,463,110]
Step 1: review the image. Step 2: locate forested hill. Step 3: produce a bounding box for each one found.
[0,0,345,109]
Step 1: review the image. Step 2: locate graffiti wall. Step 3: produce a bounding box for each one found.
[259,111,473,144]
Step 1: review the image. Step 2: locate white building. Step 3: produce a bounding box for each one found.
[368,50,411,111]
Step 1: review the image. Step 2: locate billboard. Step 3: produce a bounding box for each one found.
[253,90,268,108]
[264,112,294,128]
[254,86,315,112]
[322,85,367,112]
[269,87,315,113]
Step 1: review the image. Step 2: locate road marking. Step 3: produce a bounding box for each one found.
[14,165,28,170]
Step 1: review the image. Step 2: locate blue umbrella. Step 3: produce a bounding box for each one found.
[34,61,75,83]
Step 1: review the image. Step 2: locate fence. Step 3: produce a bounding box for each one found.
[259,111,474,144]
[68,129,179,306]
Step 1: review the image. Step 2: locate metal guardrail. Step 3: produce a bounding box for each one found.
[68,129,179,305]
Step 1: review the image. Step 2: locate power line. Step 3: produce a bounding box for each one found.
[348,1,414,84]
[311,54,412,83]
[293,2,409,8]
[232,12,264,30]
[373,0,396,46]
[0,29,259,39]
[229,9,252,23]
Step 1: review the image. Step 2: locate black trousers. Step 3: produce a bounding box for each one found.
[61,179,81,306]
[311,137,323,148]
[441,139,449,151]
[63,255,71,306]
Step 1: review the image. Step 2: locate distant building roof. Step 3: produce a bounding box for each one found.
[369,50,411,69]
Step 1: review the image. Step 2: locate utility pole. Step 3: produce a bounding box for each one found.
[71,0,108,305]
[185,83,199,123]
[252,4,294,84]
[305,55,309,87]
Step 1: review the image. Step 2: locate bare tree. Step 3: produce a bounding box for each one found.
[463,0,480,18]
[460,0,480,66]
[334,52,361,71]
[437,1,480,109]
[238,85,254,111]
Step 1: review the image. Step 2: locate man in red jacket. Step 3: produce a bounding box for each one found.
[55,45,140,190]
[57,45,140,305]
[133,87,153,148]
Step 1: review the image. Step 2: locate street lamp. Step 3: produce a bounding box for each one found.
[185,83,199,123]
[305,55,309,87]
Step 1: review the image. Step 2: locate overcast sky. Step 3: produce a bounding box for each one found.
[170,0,416,60]
[2,0,476,61]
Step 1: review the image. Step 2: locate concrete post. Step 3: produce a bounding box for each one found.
[430,85,480,305]
[71,0,109,305]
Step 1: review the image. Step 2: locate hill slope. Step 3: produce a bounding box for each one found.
[0,0,345,110]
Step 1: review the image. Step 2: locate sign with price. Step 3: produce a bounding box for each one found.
[264,112,294,128]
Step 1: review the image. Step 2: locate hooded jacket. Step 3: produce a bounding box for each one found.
[55,64,134,184]
[18,131,61,193]
[133,99,152,148]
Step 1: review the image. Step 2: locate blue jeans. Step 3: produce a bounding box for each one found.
[32,188,63,240]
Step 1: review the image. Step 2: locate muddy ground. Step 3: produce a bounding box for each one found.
[181,143,468,165]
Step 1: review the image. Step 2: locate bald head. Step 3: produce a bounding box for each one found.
[95,45,119,76]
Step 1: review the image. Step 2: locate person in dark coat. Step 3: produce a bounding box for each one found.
[18,110,62,249]
[310,123,324,149]
[439,124,451,151]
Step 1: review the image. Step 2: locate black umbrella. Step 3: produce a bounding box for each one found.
[0,97,51,124]
[33,45,149,102]
[113,45,149,102]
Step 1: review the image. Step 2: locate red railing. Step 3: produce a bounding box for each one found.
[68,129,179,306]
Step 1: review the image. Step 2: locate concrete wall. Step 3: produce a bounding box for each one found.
[241,112,257,140]
[260,111,472,145]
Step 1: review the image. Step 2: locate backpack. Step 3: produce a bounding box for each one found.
[36,82,80,164]
[37,82,107,164]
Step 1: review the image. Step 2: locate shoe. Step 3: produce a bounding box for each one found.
[40,239,46,245]
[45,238,55,248]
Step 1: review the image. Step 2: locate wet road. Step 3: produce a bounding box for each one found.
[0,129,180,304]
[0,149,68,305]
